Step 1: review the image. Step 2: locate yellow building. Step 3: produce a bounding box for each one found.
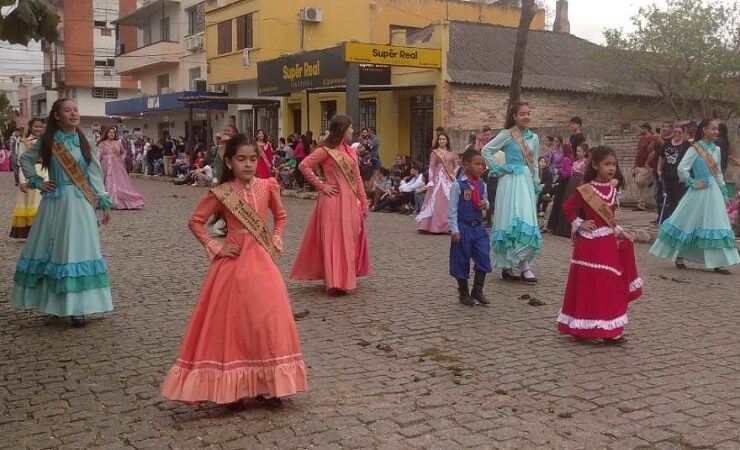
[205,0,545,164]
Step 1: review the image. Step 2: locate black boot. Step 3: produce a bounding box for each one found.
[471,271,490,305]
[457,278,474,306]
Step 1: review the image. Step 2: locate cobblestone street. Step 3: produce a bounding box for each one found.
[2,174,740,450]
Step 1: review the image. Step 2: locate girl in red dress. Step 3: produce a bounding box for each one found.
[290,115,371,295]
[557,146,643,343]
[161,134,307,406]
[255,129,274,179]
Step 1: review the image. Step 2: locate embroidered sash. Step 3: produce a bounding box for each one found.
[508,127,534,171]
[433,149,456,182]
[51,142,96,206]
[692,143,720,182]
[577,184,615,228]
[258,143,273,171]
[324,146,360,199]
[210,183,275,261]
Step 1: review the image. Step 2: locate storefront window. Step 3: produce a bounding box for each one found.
[320,100,337,134]
[359,99,376,130]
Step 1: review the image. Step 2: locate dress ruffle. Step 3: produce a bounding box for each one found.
[161,357,308,404]
[491,217,542,254]
[16,255,109,279]
[656,220,736,251]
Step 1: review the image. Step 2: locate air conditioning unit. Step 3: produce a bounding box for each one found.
[193,78,207,92]
[300,7,323,23]
[185,35,203,52]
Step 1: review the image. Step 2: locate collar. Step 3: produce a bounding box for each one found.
[54,129,80,147]
[515,127,534,139]
[460,174,480,183]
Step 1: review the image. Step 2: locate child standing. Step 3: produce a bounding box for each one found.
[161,134,307,406]
[557,146,643,343]
[449,148,492,306]
[10,117,46,239]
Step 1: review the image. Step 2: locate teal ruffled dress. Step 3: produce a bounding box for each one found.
[482,128,542,268]
[11,130,114,317]
[649,140,739,268]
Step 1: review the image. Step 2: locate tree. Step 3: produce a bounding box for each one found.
[507,0,537,113]
[0,92,17,139]
[603,0,740,119]
[0,0,60,45]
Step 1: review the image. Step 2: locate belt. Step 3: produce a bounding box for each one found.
[458,219,483,227]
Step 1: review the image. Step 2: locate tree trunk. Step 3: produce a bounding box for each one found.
[507,0,538,117]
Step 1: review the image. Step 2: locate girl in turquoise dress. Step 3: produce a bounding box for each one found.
[482,102,542,282]
[650,119,739,274]
[11,98,114,327]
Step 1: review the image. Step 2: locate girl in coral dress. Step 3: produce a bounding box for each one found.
[417,133,459,234]
[255,129,274,179]
[557,146,643,343]
[10,118,47,239]
[290,115,371,295]
[161,134,307,406]
[98,126,144,210]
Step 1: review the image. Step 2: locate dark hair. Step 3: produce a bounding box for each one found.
[219,133,257,185]
[504,101,529,129]
[481,126,492,133]
[379,167,390,177]
[433,132,450,149]
[279,137,286,145]
[40,98,93,170]
[26,117,44,137]
[99,126,118,144]
[468,133,477,145]
[584,145,623,188]
[695,118,718,142]
[576,142,589,156]
[640,122,652,132]
[462,147,482,163]
[361,127,369,132]
[321,115,353,149]
[661,120,674,128]
[123,129,130,134]
[225,124,239,135]
[411,161,422,172]
[570,116,582,126]
[555,136,564,145]
[718,122,729,141]
[255,129,266,141]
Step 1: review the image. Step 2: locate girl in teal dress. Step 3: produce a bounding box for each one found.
[650,119,739,274]
[481,102,542,282]
[11,98,114,327]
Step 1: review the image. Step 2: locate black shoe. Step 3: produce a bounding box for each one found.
[675,257,687,269]
[255,395,283,407]
[470,271,490,305]
[70,315,86,327]
[714,267,731,275]
[502,268,520,281]
[457,279,475,306]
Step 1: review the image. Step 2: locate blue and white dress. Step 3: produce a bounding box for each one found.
[11,130,114,317]
[650,140,739,268]
[481,128,542,268]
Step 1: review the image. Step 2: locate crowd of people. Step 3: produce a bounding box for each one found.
[4,96,739,410]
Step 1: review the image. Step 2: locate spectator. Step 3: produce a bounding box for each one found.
[389,154,410,179]
[568,116,586,158]
[716,122,731,174]
[632,123,654,211]
[190,159,214,186]
[399,163,426,214]
[121,130,133,173]
[537,156,554,217]
[367,127,380,168]
[543,136,565,182]
[369,167,392,208]
[657,124,689,222]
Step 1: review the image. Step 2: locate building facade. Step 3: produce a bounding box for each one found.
[42,0,140,137]
[204,0,545,156]
[106,0,218,143]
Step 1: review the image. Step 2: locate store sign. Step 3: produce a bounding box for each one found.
[345,42,441,68]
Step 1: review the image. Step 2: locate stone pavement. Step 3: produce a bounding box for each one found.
[2,173,740,450]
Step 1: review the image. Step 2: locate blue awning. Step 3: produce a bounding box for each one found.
[105,91,227,116]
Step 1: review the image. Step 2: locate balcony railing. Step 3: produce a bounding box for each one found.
[114,40,180,75]
[42,67,65,90]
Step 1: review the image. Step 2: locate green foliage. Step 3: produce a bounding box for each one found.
[0,0,60,45]
[0,91,17,139]
[603,0,740,119]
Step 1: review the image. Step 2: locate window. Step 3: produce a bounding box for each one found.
[160,17,171,41]
[157,74,170,94]
[186,3,205,36]
[320,101,337,134]
[217,20,232,54]
[92,88,118,99]
[94,59,115,67]
[239,110,254,138]
[236,13,253,50]
[359,99,377,130]
[101,28,112,37]
[143,26,152,46]
[94,20,106,27]
[189,67,202,89]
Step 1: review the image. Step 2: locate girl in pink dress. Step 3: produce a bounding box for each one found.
[417,133,460,234]
[161,133,307,406]
[97,126,144,210]
[290,115,371,295]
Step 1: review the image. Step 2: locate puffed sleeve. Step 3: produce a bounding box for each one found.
[482,130,524,176]
[188,193,224,259]
[353,152,369,213]
[562,188,587,234]
[267,178,287,252]
[86,147,113,211]
[677,146,698,188]
[530,134,541,193]
[427,151,439,187]
[19,139,43,189]
[298,146,329,190]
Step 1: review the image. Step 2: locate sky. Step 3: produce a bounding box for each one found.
[0,0,674,80]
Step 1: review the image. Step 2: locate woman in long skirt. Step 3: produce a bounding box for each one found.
[10,118,46,239]
[416,133,459,234]
[481,102,542,282]
[11,98,113,327]
[98,126,144,210]
[290,115,371,295]
[650,119,739,273]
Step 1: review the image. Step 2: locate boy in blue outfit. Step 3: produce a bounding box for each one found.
[449,148,493,306]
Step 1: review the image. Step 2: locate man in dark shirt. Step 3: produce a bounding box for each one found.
[647,120,674,223]
[568,116,585,155]
[121,130,133,173]
[657,124,689,222]
[633,123,654,211]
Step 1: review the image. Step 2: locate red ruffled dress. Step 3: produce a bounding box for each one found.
[557,181,643,339]
[161,178,307,404]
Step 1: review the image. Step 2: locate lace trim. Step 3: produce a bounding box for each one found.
[176,353,304,370]
[571,259,623,276]
[629,277,643,293]
[577,226,614,239]
[590,182,616,204]
[590,180,612,187]
[557,311,628,330]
